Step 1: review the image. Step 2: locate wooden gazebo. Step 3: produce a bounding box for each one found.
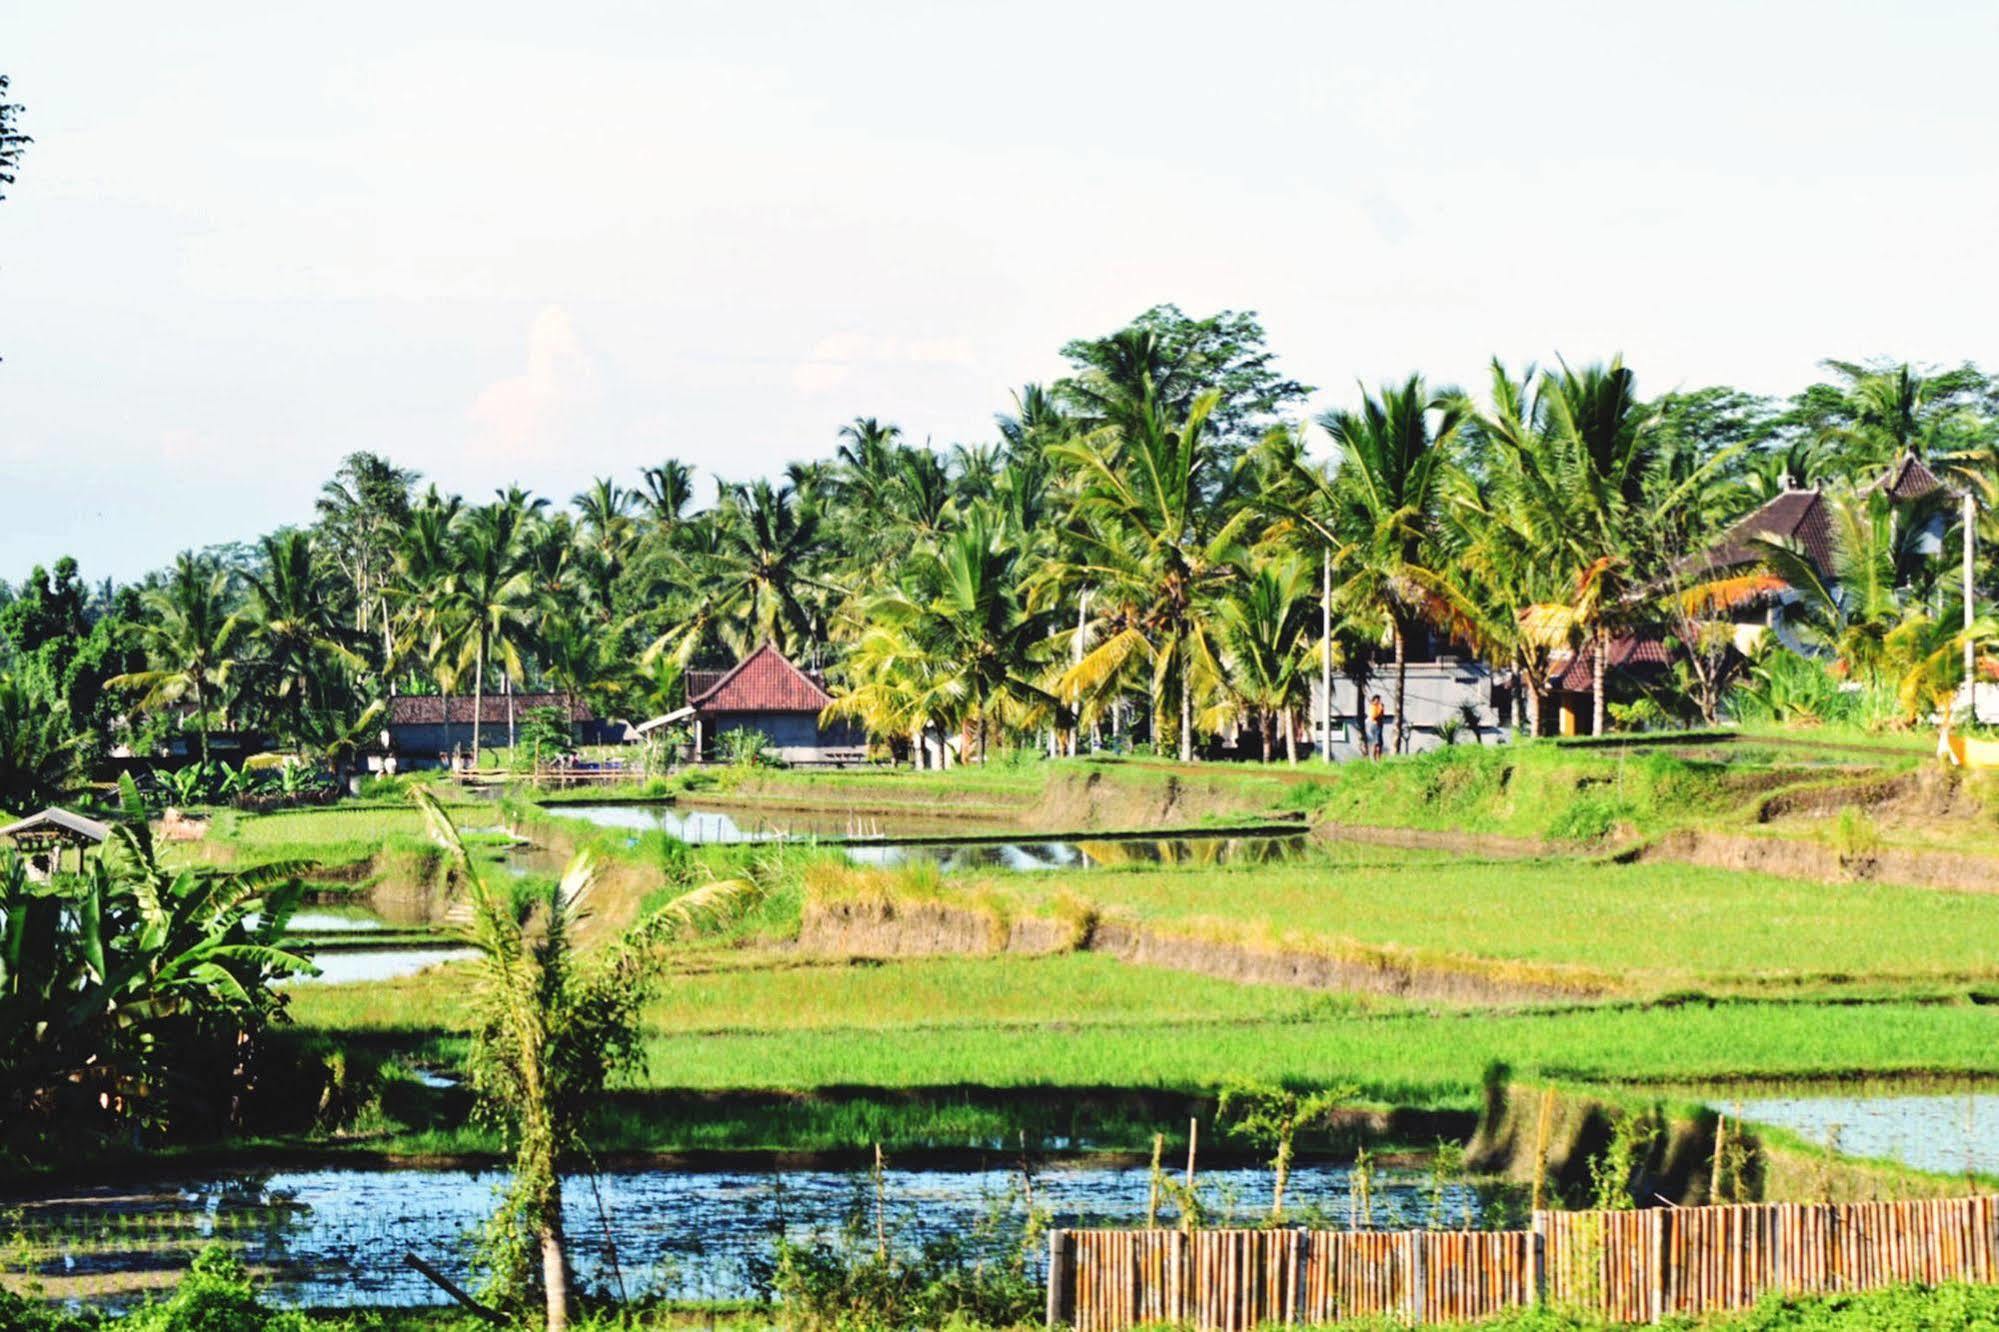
[1,807,112,878]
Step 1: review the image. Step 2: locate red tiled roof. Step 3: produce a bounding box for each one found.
[387,693,593,726]
[1550,636,1672,692]
[690,642,832,714]
[1868,452,1947,503]
[1683,489,1836,583]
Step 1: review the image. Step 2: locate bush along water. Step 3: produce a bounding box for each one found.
[773,1151,1045,1331]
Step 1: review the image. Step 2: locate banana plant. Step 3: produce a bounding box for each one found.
[0,775,316,1145]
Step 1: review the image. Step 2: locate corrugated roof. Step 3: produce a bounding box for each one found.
[1,807,112,843]
[690,641,833,714]
[387,693,594,726]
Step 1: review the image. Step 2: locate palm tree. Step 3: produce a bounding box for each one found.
[654,481,832,662]
[314,452,418,666]
[1493,359,1657,735]
[902,511,1048,760]
[109,552,243,763]
[0,673,81,809]
[637,459,695,527]
[1052,388,1252,760]
[414,789,759,1332]
[241,530,363,744]
[1212,553,1317,762]
[1315,376,1467,753]
[451,503,536,755]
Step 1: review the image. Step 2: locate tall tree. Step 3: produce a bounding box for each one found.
[315,453,418,668]
[1316,376,1467,753]
[451,503,535,755]
[241,530,363,743]
[1054,389,1251,760]
[109,553,243,763]
[1057,305,1311,452]
[415,790,759,1332]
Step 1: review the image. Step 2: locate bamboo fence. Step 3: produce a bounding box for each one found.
[1050,1195,1999,1329]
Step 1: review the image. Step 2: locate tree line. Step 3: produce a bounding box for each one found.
[3,305,1995,799]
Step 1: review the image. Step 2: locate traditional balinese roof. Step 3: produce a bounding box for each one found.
[0,807,113,846]
[1682,488,1837,582]
[1549,636,1672,693]
[689,642,833,714]
[387,693,594,726]
[1868,452,1948,503]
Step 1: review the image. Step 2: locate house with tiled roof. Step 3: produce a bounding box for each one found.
[384,692,626,764]
[1537,455,1964,735]
[644,642,864,764]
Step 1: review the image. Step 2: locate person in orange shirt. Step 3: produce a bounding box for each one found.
[1365,694,1386,760]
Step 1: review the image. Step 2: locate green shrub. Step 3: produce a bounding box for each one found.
[119,1246,308,1332]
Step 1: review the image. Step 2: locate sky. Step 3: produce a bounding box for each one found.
[4,1,1998,580]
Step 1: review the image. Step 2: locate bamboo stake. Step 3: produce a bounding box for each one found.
[1147,1133,1164,1229]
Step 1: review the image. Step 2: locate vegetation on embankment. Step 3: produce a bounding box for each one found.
[811,846,1999,998]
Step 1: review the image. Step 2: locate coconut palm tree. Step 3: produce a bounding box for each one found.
[414,788,760,1332]
[1052,388,1252,760]
[1315,376,1467,753]
[0,673,81,809]
[451,503,536,754]
[653,480,833,662]
[637,459,696,528]
[241,530,364,744]
[109,552,243,763]
[1212,553,1318,762]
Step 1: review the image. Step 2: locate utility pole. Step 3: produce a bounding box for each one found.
[1967,488,1979,720]
[1321,545,1334,763]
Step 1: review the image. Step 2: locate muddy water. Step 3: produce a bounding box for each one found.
[1728,1090,1999,1177]
[543,802,1305,870]
[13,1162,1482,1308]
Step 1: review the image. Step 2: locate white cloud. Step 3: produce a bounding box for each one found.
[468,306,599,460]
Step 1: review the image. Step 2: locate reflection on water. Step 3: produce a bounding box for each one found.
[544,803,957,842]
[843,836,1303,872]
[11,1163,1481,1308]
[244,910,386,934]
[544,803,1303,870]
[1729,1091,1999,1178]
[286,949,476,985]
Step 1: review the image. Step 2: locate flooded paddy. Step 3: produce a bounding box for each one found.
[543,802,1305,870]
[7,1162,1482,1308]
[1726,1088,1999,1178]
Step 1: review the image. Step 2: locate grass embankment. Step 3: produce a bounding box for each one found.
[926,846,1999,996]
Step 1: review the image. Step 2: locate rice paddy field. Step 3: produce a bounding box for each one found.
[238,743,1999,1159]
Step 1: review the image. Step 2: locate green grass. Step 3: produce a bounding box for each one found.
[953,849,1999,991]
[626,996,1999,1105]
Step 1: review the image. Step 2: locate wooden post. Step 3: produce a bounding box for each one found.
[1045,1230,1071,1329]
[1531,1217,1547,1306]
[1147,1133,1164,1229]
[1652,1208,1668,1323]
[1406,1230,1425,1324]
[403,1252,506,1325]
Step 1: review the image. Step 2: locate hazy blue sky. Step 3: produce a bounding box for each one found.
[4,1,1996,579]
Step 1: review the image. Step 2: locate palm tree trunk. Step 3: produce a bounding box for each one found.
[1178,653,1194,763]
[1592,626,1608,737]
[1259,711,1273,762]
[1283,707,1297,765]
[1522,659,1541,739]
[539,1202,572,1332]
[1392,621,1409,755]
[472,640,486,758]
[194,676,212,765]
